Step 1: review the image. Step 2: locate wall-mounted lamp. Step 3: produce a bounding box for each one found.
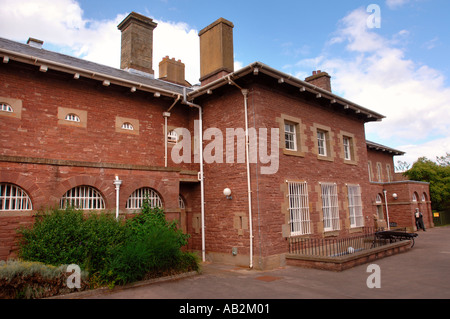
[392,193,398,200]
[113,175,122,220]
[223,188,232,200]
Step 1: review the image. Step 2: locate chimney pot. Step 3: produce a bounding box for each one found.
[158,56,188,86]
[27,37,44,49]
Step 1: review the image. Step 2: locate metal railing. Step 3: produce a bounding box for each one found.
[288,228,390,257]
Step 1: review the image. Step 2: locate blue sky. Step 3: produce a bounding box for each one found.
[1,0,449,167]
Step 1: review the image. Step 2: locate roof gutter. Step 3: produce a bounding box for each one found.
[0,48,180,98]
[188,62,385,122]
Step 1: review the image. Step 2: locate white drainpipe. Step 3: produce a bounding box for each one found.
[242,89,253,269]
[182,88,206,262]
[227,75,253,269]
[113,176,122,220]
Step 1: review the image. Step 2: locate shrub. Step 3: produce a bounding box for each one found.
[17,202,199,289]
[18,207,126,275]
[0,260,88,299]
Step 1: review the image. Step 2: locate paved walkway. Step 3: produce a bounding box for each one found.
[83,226,450,300]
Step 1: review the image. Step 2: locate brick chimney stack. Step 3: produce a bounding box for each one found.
[199,18,234,86]
[305,70,332,92]
[158,56,189,86]
[117,12,157,75]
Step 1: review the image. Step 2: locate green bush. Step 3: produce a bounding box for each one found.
[0,260,89,299]
[18,207,125,274]
[17,202,199,288]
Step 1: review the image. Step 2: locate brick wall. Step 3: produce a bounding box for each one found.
[0,61,195,170]
[191,79,376,268]
[0,60,201,260]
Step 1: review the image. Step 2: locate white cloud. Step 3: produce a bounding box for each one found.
[0,0,201,84]
[295,8,450,164]
[386,0,410,9]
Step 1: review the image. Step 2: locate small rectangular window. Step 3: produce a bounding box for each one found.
[317,130,327,156]
[343,137,351,160]
[284,123,297,151]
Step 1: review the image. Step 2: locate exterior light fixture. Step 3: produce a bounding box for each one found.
[392,193,398,200]
[223,188,232,200]
[113,176,122,220]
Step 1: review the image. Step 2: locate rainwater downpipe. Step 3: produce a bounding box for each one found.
[164,95,181,168]
[182,88,206,262]
[383,189,391,230]
[227,75,254,269]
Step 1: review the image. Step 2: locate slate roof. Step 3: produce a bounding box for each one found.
[0,37,188,96]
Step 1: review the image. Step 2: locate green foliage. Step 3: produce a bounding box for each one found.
[18,207,126,273]
[0,260,89,299]
[17,199,199,289]
[404,153,450,212]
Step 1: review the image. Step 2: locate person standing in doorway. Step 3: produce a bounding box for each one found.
[414,208,426,231]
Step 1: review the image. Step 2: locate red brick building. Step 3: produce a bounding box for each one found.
[0,12,431,268]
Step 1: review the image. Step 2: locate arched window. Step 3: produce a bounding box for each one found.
[178,195,186,209]
[412,192,418,202]
[121,122,134,130]
[375,194,382,204]
[422,193,427,202]
[0,183,32,211]
[65,113,80,122]
[126,187,162,209]
[0,103,13,113]
[168,130,178,144]
[60,185,105,210]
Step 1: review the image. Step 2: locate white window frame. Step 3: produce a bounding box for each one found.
[121,122,134,130]
[321,182,339,231]
[284,123,297,151]
[343,136,351,160]
[348,185,364,228]
[126,187,162,209]
[65,113,81,122]
[60,185,105,210]
[317,130,327,156]
[0,103,13,113]
[0,183,32,211]
[287,181,311,236]
[412,193,417,202]
[168,130,178,144]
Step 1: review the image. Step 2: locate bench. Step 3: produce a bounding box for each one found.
[374,230,419,248]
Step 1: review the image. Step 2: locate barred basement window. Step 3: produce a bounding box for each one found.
[126,187,162,209]
[348,185,364,228]
[0,183,32,211]
[65,113,81,122]
[287,181,311,236]
[321,183,339,231]
[0,103,13,113]
[60,185,105,210]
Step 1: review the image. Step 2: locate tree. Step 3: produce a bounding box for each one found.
[403,153,450,212]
